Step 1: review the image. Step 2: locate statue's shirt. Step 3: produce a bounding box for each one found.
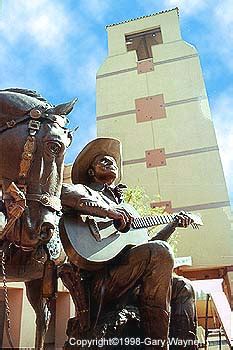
[61,182,125,218]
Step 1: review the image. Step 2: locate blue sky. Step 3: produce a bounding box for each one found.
[0,0,232,204]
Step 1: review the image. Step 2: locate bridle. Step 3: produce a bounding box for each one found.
[0,107,70,348]
[0,107,69,239]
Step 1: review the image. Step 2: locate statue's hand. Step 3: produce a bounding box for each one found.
[107,208,132,232]
[174,211,194,228]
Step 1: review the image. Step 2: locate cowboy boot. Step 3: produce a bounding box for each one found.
[140,305,169,350]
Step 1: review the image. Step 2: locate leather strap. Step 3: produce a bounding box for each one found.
[26,193,61,212]
[19,136,36,178]
[1,183,26,239]
[0,115,30,134]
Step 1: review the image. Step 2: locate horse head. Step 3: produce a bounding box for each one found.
[0,88,76,250]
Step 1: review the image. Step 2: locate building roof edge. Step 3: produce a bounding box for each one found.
[106,7,179,29]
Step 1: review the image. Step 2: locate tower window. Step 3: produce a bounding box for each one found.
[125,28,162,61]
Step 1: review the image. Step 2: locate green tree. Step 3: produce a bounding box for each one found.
[123,186,179,251]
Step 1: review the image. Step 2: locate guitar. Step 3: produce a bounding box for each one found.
[59,203,203,271]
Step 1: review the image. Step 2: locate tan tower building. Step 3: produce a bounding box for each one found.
[96,8,233,290]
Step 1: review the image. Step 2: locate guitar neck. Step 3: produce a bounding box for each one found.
[132,214,176,229]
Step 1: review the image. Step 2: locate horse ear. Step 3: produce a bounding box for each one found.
[47,98,78,115]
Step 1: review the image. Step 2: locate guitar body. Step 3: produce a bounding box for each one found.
[60,203,203,271]
[59,203,149,271]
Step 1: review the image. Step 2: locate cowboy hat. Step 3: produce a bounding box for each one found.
[71,137,122,184]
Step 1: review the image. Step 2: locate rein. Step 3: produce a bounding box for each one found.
[1,108,63,240]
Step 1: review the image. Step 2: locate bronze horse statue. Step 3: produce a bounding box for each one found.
[0,88,76,348]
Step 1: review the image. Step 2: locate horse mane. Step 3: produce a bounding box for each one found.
[0,88,50,104]
[0,88,76,127]
[0,88,54,126]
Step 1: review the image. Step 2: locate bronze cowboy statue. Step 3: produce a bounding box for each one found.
[59,137,200,350]
[0,88,77,349]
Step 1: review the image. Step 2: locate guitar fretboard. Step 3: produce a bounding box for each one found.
[132,214,199,230]
[132,214,175,229]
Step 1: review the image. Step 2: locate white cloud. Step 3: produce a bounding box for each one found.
[78,0,111,23]
[0,0,71,49]
[0,0,106,97]
[175,1,233,73]
[214,0,233,28]
[75,56,104,93]
[138,0,211,17]
[163,0,209,16]
[212,91,233,201]
[211,1,233,71]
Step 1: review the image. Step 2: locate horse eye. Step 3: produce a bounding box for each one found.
[46,141,62,155]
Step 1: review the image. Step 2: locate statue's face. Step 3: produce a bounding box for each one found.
[91,155,118,185]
